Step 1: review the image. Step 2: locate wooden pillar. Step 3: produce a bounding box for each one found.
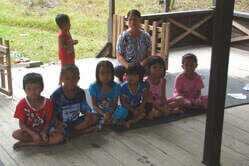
[108,0,115,43]
[202,0,235,165]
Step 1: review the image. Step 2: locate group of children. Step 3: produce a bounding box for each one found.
[12,14,207,149]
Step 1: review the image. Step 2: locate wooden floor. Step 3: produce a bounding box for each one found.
[0,45,249,166]
[1,94,249,166]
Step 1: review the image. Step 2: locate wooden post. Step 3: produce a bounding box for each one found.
[108,0,115,43]
[5,40,12,96]
[151,21,158,56]
[202,0,235,165]
[0,37,5,89]
[164,22,170,70]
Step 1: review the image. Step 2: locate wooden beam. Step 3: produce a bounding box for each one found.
[0,45,8,54]
[232,20,249,35]
[231,35,249,43]
[202,0,235,165]
[169,14,212,46]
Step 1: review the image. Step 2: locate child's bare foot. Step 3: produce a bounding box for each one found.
[125,121,131,129]
[13,141,25,149]
[13,141,36,149]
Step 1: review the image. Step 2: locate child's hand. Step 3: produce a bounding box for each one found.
[134,108,141,116]
[57,122,67,132]
[42,133,48,143]
[31,132,42,144]
[71,40,78,45]
[104,112,111,121]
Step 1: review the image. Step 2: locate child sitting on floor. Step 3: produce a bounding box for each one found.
[12,73,64,149]
[89,60,129,129]
[50,64,98,140]
[145,56,182,120]
[120,64,151,125]
[173,53,208,110]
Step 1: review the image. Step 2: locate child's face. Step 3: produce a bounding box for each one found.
[24,82,42,100]
[127,73,140,85]
[62,20,71,31]
[128,14,140,31]
[61,70,79,90]
[150,62,163,78]
[182,58,197,75]
[99,66,113,85]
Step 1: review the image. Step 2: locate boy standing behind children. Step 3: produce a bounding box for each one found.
[12,73,64,149]
[55,14,78,67]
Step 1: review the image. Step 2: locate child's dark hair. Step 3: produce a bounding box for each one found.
[96,60,114,87]
[61,64,80,78]
[55,14,70,29]
[145,55,166,77]
[126,64,145,82]
[23,73,44,91]
[127,9,141,19]
[182,53,198,64]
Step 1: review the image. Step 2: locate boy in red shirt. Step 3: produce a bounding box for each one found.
[12,73,64,149]
[55,14,78,67]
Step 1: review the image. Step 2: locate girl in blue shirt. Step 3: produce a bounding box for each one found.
[89,60,129,128]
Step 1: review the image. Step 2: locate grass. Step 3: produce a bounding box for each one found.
[0,0,248,64]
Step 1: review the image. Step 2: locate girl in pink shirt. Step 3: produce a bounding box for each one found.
[145,56,182,120]
[174,53,208,109]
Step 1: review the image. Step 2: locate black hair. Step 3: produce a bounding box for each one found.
[96,60,114,87]
[126,63,145,82]
[23,73,44,91]
[127,9,141,19]
[182,53,198,64]
[145,55,166,77]
[55,14,70,29]
[60,64,80,79]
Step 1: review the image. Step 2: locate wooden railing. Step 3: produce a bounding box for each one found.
[0,37,12,96]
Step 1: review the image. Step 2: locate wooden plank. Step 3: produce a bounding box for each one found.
[112,15,117,58]
[193,114,249,146]
[110,130,184,166]
[182,116,249,159]
[164,22,170,70]
[0,46,8,54]
[0,38,5,89]
[0,144,18,166]
[72,132,123,166]
[160,23,166,61]
[132,127,204,165]
[144,20,149,32]
[5,40,12,96]
[232,20,249,35]
[107,0,115,43]
[152,119,249,166]
[87,129,146,166]
[231,36,249,43]
[151,21,157,56]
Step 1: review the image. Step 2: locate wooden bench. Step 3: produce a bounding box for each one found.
[0,37,12,96]
[112,14,171,70]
